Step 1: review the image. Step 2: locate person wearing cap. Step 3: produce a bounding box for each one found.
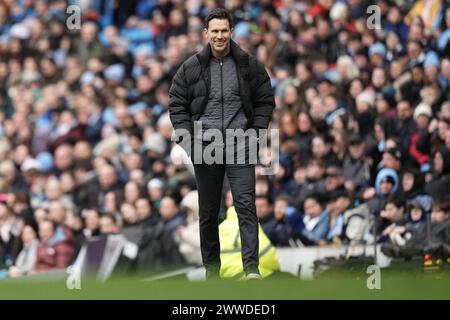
[409,102,433,170]
[343,133,371,197]
[168,8,274,280]
[324,165,345,192]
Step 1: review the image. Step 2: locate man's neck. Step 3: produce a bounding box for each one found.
[211,44,231,60]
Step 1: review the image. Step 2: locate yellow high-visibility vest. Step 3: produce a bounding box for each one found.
[219,206,280,279]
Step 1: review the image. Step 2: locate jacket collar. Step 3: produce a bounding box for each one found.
[197,40,248,68]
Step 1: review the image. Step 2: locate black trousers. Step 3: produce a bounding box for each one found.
[193,162,259,276]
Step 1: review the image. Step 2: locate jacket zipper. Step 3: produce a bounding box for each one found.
[220,59,224,147]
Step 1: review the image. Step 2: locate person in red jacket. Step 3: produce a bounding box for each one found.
[33,219,74,273]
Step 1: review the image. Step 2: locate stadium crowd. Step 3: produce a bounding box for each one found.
[0,0,450,278]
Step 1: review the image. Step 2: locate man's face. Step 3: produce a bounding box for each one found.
[48,202,66,224]
[402,172,414,192]
[122,204,138,224]
[349,142,364,159]
[383,153,400,170]
[396,101,412,120]
[99,165,117,189]
[410,207,423,221]
[100,216,115,234]
[204,18,233,57]
[312,137,329,158]
[274,199,288,220]
[136,199,151,220]
[39,221,54,242]
[431,207,449,223]
[256,198,272,219]
[380,179,393,195]
[85,210,100,231]
[383,203,403,221]
[326,174,344,191]
[160,197,178,220]
[434,152,444,174]
[304,198,322,218]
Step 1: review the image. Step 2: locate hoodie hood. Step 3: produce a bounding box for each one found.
[375,168,399,195]
[400,168,425,198]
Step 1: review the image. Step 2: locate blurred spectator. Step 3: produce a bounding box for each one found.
[99,215,119,234]
[33,219,74,273]
[377,197,407,239]
[175,190,201,265]
[8,225,38,278]
[294,193,329,246]
[326,188,352,244]
[271,195,297,247]
[0,202,22,269]
[82,208,101,238]
[343,133,371,197]
[159,195,186,235]
[255,195,276,242]
[425,147,450,201]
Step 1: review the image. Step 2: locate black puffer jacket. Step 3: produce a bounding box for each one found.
[169,40,275,138]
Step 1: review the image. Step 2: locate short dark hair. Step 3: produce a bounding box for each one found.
[303,193,326,210]
[256,195,272,206]
[204,8,233,29]
[275,195,291,205]
[385,196,405,210]
[432,201,450,214]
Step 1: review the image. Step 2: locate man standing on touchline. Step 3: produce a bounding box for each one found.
[168,8,275,280]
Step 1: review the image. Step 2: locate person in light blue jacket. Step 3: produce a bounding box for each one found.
[297,193,330,246]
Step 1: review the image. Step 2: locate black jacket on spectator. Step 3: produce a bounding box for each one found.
[122,219,185,273]
[407,220,450,250]
[425,148,450,202]
[396,117,416,151]
[169,40,275,139]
